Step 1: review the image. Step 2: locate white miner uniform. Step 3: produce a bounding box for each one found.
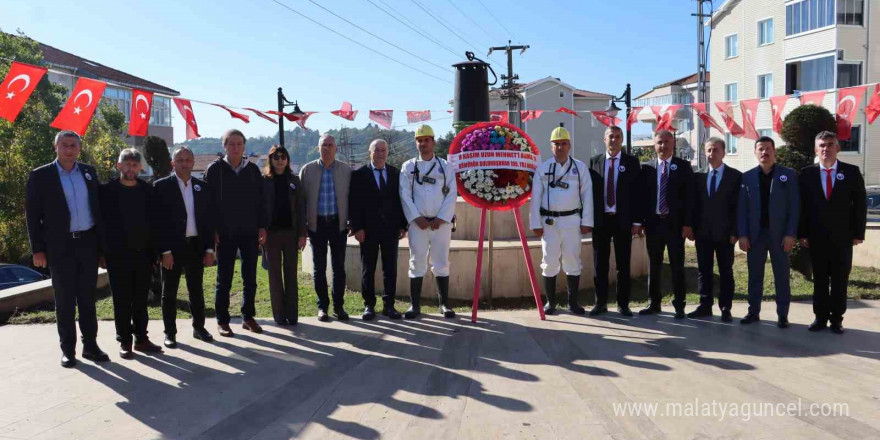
[529,156,594,277]
[400,155,458,278]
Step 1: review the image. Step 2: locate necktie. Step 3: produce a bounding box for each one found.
[659,161,669,215]
[709,169,717,198]
[824,169,833,200]
[607,158,616,208]
[375,167,386,191]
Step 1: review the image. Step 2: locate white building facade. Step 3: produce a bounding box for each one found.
[633,73,710,165]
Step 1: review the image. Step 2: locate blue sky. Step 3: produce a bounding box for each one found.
[3,0,712,144]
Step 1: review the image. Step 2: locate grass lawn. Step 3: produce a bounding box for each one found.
[6,247,880,325]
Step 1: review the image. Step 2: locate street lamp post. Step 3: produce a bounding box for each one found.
[277,87,305,148]
[605,83,633,155]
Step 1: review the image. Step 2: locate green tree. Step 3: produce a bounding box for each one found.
[80,102,128,182]
[144,135,172,180]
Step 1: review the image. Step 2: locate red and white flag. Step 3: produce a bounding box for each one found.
[331,101,358,121]
[836,86,867,141]
[520,110,543,122]
[589,111,621,127]
[650,105,682,131]
[266,110,301,122]
[296,112,316,129]
[769,95,790,134]
[866,84,880,124]
[406,110,431,124]
[739,99,761,140]
[714,102,745,137]
[244,108,277,124]
[173,98,200,140]
[50,78,107,136]
[554,106,582,118]
[626,107,643,130]
[0,61,47,123]
[369,109,393,129]
[489,111,509,123]
[128,89,153,137]
[691,103,725,133]
[213,104,250,123]
[800,90,827,106]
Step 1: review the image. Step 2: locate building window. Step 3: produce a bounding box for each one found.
[785,55,834,94]
[102,87,131,122]
[839,125,860,152]
[725,133,738,155]
[787,0,836,36]
[837,0,864,25]
[758,18,774,45]
[725,83,738,103]
[559,91,565,98]
[151,96,172,127]
[758,74,773,99]
[725,34,738,58]
[757,129,773,139]
[837,62,862,88]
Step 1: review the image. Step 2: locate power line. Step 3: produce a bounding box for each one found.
[475,0,516,41]
[446,0,502,43]
[365,0,460,59]
[268,0,451,84]
[407,0,490,58]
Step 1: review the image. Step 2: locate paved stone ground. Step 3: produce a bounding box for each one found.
[0,300,878,440]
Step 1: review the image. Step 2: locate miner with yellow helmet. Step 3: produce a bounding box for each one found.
[529,125,594,315]
[399,124,458,319]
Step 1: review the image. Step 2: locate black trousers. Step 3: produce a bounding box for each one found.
[161,238,206,335]
[646,216,686,311]
[266,228,299,324]
[47,231,99,355]
[592,213,632,308]
[695,238,735,310]
[308,216,347,311]
[215,233,259,325]
[360,227,399,309]
[809,239,853,324]
[107,249,152,345]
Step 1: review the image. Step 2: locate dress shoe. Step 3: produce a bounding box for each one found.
[119,343,134,359]
[164,335,177,349]
[404,306,420,319]
[777,316,789,328]
[740,313,760,324]
[617,306,633,317]
[382,307,402,320]
[589,305,608,316]
[440,305,457,319]
[60,353,77,368]
[82,345,110,362]
[830,323,844,334]
[808,319,828,332]
[317,309,330,322]
[721,309,732,322]
[193,327,214,342]
[242,318,263,334]
[218,323,235,337]
[333,309,350,321]
[134,339,163,353]
[362,307,376,321]
[638,305,661,315]
[543,302,556,315]
[686,306,713,319]
[674,310,685,320]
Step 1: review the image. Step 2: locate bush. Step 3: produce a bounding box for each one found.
[144,135,172,180]
[779,104,837,157]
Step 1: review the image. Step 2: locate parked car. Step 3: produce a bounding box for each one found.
[0,264,48,291]
[868,191,880,222]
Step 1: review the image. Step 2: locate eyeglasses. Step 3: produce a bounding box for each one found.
[271,154,287,160]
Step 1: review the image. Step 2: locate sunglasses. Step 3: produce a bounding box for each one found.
[271,153,288,160]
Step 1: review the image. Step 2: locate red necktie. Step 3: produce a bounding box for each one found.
[607,158,616,207]
[824,169,833,200]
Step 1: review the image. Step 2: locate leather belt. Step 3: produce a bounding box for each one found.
[540,208,581,217]
[69,228,95,239]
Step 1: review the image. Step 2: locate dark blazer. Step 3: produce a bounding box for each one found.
[99,178,157,256]
[264,173,307,237]
[153,174,215,255]
[589,152,642,228]
[349,164,407,234]
[26,161,103,255]
[694,165,742,242]
[738,165,800,243]
[638,156,695,232]
[203,158,268,237]
[797,162,867,244]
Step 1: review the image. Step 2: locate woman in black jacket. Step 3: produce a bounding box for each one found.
[263,145,307,325]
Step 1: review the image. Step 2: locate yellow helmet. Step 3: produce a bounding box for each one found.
[415,124,434,139]
[550,126,571,142]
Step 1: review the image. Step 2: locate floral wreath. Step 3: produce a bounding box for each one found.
[449,121,540,211]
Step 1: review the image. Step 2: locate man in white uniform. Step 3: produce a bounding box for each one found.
[400,124,458,319]
[530,126,594,315]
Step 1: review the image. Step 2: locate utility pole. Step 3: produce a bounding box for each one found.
[337,126,357,167]
[693,1,712,169]
[489,41,529,128]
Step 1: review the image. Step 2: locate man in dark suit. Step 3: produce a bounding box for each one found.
[349,139,407,320]
[688,137,742,322]
[154,147,216,348]
[799,131,867,334]
[638,129,695,319]
[588,126,641,317]
[26,130,110,367]
[738,136,800,328]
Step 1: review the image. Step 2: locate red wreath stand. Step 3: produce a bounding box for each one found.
[448,121,545,322]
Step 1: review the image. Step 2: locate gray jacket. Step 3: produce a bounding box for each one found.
[298,159,352,232]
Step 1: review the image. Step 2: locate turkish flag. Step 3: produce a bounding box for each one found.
[521,110,544,122]
[489,111,509,123]
[740,99,761,140]
[769,95,790,134]
[127,89,153,137]
[590,111,621,127]
[866,84,880,124]
[836,86,867,141]
[627,107,643,130]
[296,111,316,129]
[406,110,431,124]
[0,61,47,123]
[369,109,393,129]
[714,102,745,137]
[266,110,301,122]
[213,104,250,123]
[650,105,682,131]
[691,103,725,133]
[50,78,107,136]
[800,90,827,106]
[331,101,358,121]
[173,98,200,140]
[244,108,277,124]
[554,106,582,118]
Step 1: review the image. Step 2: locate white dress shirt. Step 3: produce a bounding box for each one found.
[819,160,838,198]
[162,172,213,255]
[369,162,386,188]
[603,151,621,213]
